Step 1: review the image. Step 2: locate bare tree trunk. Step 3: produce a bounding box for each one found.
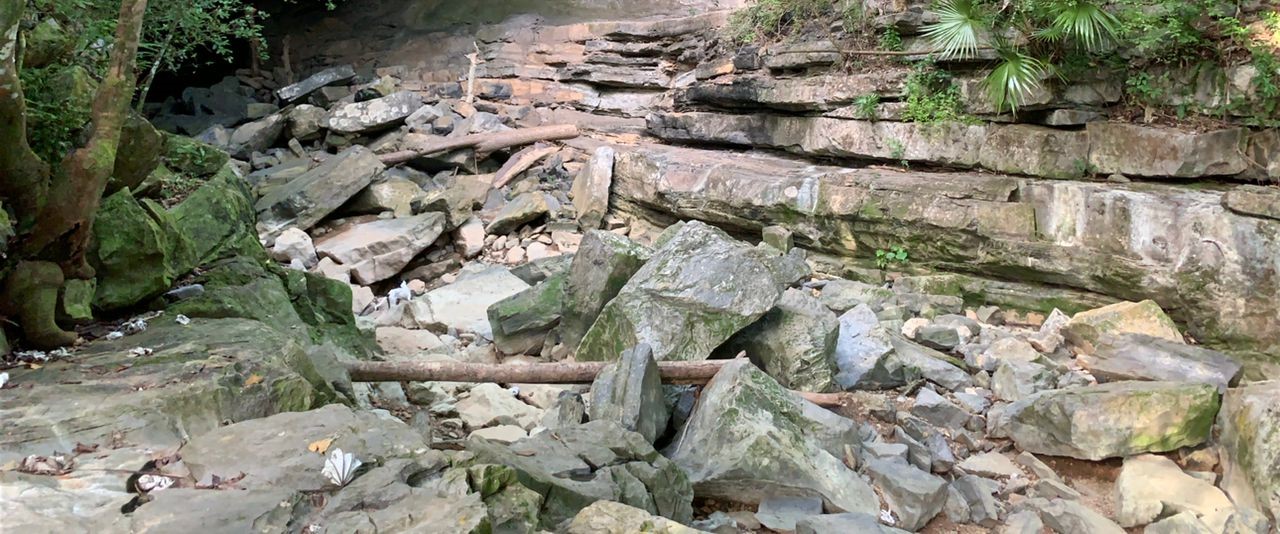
[0,1,51,226]
[380,125,580,166]
[22,0,149,277]
[344,360,856,407]
[135,17,179,113]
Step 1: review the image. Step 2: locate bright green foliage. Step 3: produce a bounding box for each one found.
[922,0,986,59]
[901,65,968,124]
[727,0,834,43]
[986,40,1049,114]
[878,27,904,51]
[875,246,910,271]
[853,93,880,120]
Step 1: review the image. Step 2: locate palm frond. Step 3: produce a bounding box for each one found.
[1047,0,1118,51]
[985,44,1048,114]
[922,0,987,59]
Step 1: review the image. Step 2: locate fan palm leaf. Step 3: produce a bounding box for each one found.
[1044,0,1118,51]
[985,44,1048,113]
[923,0,988,59]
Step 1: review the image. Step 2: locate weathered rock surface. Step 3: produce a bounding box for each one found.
[488,272,566,354]
[588,344,669,444]
[571,145,615,229]
[315,213,445,284]
[566,501,707,534]
[1115,454,1234,531]
[865,458,949,531]
[557,231,651,352]
[1081,334,1242,391]
[328,90,423,134]
[486,192,551,235]
[407,265,531,337]
[1218,380,1280,523]
[1064,300,1184,349]
[1087,123,1248,178]
[255,146,385,237]
[667,360,879,514]
[611,144,1280,355]
[277,64,356,103]
[345,177,426,217]
[91,189,196,310]
[1005,381,1220,460]
[457,383,543,430]
[716,288,840,393]
[576,221,788,362]
[797,513,910,534]
[470,420,694,529]
[228,113,285,159]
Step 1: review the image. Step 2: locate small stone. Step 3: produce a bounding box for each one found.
[865,458,950,531]
[762,225,794,252]
[957,452,1023,479]
[952,475,1003,527]
[525,242,551,261]
[756,494,824,532]
[1015,451,1061,482]
[1002,510,1044,534]
[911,388,969,428]
[1033,479,1081,500]
[469,425,527,444]
[505,246,525,264]
[902,317,930,339]
[270,227,318,268]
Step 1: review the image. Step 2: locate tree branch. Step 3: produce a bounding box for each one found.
[0,1,52,227]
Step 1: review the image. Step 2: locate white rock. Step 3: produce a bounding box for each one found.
[313,257,351,284]
[376,327,447,356]
[314,213,446,284]
[454,217,486,259]
[1116,454,1234,531]
[351,285,375,314]
[456,383,543,430]
[505,246,526,264]
[525,242,553,261]
[902,317,931,339]
[270,227,318,268]
[408,266,530,338]
[469,425,528,444]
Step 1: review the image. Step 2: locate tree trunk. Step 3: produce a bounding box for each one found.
[379,125,580,166]
[22,0,149,277]
[0,1,51,227]
[344,360,856,408]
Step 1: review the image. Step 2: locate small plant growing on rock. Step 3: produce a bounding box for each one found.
[878,27,904,51]
[876,246,910,281]
[853,94,880,120]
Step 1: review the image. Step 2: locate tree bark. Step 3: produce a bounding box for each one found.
[379,125,580,166]
[0,1,52,227]
[492,143,558,188]
[344,360,855,407]
[22,0,149,277]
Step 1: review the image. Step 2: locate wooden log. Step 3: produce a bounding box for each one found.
[343,360,855,407]
[492,144,559,188]
[379,125,580,166]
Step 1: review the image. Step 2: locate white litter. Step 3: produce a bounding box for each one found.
[0,372,9,389]
[321,448,362,487]
[388,281,412,307]
[175,314,191,326]
[129,347,154,358]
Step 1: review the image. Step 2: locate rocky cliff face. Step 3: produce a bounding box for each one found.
[260,1,1279,358]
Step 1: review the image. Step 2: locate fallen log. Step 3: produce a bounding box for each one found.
[379,124,580,166]
[344,360,855,408]
[492,144,559,188]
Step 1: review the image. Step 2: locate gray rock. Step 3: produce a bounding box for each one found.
[1015,451,1061,482]
[510,252,575,285]
[957,452,1023,479]
[1087,123,1248,178]
[992,359,1058,402]
[556,231,651,351]
[954,391,991,414]
[405,265,531,337]
[487,192,551,235]
[1082,333,1242,391]
[865,458,949,531]
[667,360,878,514]
[539,391,586,431]
[862,440,910,466]
[894,427,933,472]
[488,273,566,355]
[345,177,426,218]
[899,415,957,473]
[821,279,895,313]
[456,383,542,431]
[797,513,910,534]
[1219,381,1280,523]
[566,501,708,534]
[1033,479,1081,500]
[1223,508,1272,534]
[327,90,423,134]
[255,145,385,237]
[469,420,694,529]
[287,104,328,140]
[1001,510,1045,534]
[916,324,964,351]
[1026,497,1124,534]
[762,225,794,252]
[833,304,895,388]
[313,213,446,285]
[717,288,840,393]
[576,222,789,363]
[229,113,285,159]
[1146,512,1216,534]
[571,146,615,230]
[277,64,356,103]
[588,344,669,444]
[1007,381,1220,460]
[1116,454,1234,531]
[911,388,970,428]
[756,494,824,532]
[952,475,1003,527]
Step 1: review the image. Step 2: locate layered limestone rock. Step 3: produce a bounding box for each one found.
[611,144,1280,356]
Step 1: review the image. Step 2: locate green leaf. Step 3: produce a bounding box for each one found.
[922,0,987,59]
[985,43,1048,114]
[1044,0,1118,51]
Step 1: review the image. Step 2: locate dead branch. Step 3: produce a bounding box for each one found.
[344,360,854,408]
[379,124,580,166]
[492,144,559,188]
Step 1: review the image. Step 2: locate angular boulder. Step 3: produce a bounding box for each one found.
[1064,299,1184,348]
[328,90,423,134]
[488,273,566,355]
[228,113,285,159]
[276,64,356,103]
[576,221,787,362]
[170,164,263,265]
[667,360,879,514]
[865,458,949,531]
[717,288,840,393]
[566,501,706,534]
[255,145,385,237]
[469,420,694,529]
[407,265,531,338]
[108,113,164,194]
[557,231,651,352]
[1115,454,1234,531]
[1006,381,1220,460]
[571,146,615,230]
[1081,334,1242,391]
[314,213,445,285]
[1218,381,1280,523]
[345,177,426,217]
[486,192,551,235]
[90,189,195,310]
[588,344,669,444]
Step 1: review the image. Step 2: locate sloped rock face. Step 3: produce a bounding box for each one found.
[611,144,1280,356]
[575,221,788,362]
[314,213,446,284]
[1218,381,1280,522]
[255,146,385,237]
[667,360,879,514]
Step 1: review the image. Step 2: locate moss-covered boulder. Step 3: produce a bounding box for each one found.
[107,113,165,195]
[715,288,841,393]
[59,278,96,323]
[488,272,566,355]
[22,18,74,69]
[556,231,651,352]
[1005,381,1220,460]
[163,132,231,178]
[1064,300,1184,350]
[169,256,373,356]
[575,221,789,362]
[56,65,98,111]
[171,163,264,264]
[90,189,195,310]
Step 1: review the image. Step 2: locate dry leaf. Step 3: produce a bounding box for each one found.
[308,438,334,454]
[244,374,264,387]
